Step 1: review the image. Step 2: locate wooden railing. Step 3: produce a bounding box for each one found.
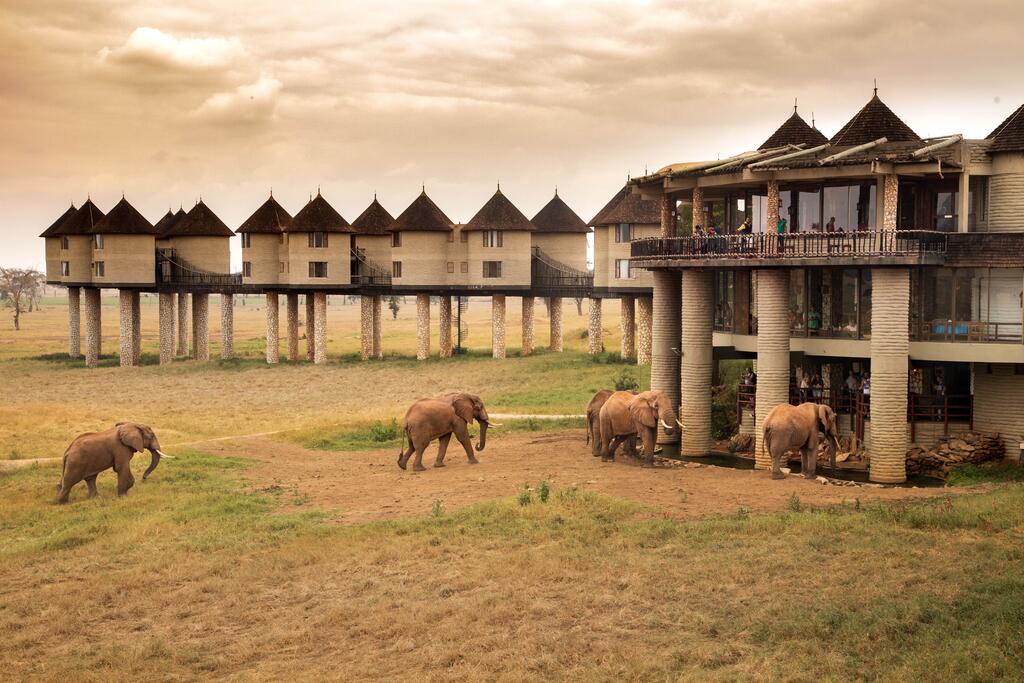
[911,319,1023,344]
[531,247,593,296]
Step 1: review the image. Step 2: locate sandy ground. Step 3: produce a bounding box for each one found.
[203,429,961,523]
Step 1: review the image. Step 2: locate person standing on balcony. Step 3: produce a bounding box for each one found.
[934,375,946,419]
[776,215,787,253]
[799,373,811,403]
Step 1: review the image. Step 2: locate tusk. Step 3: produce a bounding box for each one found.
[676,418,683,428]
[487,422,503,427]
[660,419,673,430]
[156,450,176,460]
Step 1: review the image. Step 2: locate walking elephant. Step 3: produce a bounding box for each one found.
[397,392,498,472]
[57,422,167,504]
[762,402,840,480]
[586,390,612,456]
[598,390,678,467]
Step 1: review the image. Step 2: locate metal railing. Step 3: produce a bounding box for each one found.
[350,247,392,287]
[911,319,1023,344]
[632,230,948,261]
[531,246,593,296]
[156,249,242,288]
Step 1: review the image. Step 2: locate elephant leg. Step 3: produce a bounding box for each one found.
[85,475,99,499]
[434,433,452,467]
[641,429,656,467]
[454,424,478,464]
[590,421,602,457]
[57,478,75,504]
[116,467,132,496]
[603,435,623,462]
[803,446,817,479]
[411,439,428,472]
[625,434,638,457]
[770,449,785,480]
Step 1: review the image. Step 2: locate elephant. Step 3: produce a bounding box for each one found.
[598,390,679,467]
[585,390,613,456]
[761,402,840,480]
[397,392,498,472]
[57,422,166,504]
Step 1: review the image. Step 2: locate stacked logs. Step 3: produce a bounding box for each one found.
[905,432,1005,478]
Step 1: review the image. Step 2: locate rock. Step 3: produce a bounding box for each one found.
[816,476,829,485]
[780,467,791,475]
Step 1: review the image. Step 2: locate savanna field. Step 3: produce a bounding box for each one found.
[2,295,1024,680]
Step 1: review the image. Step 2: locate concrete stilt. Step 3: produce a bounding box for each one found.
[680,271,713,456]
[305,295,315,361]
[360,295,374,360]
[313,292,327,364]
[158,292,175,365]
[620,296,635,360]
[286,293,299,361]
[588,298,603,354]
[439,295,453,358]
[636,296,652,365]
[176,292,189,357]
[869,268,909,483]
[191,293,209,361]
[652,271,681,444]
[266,293,280,364]
[119,290,135,367]
[549,297,563,352]
[220,293,234,360]
[754,269,790,468]
[491,295,506,359]
[84,288,101,368]
[372,295,383,359]
[416,294,430,360]
[68,287,81,358]
[131,291,141,364]
[521,296,534,356]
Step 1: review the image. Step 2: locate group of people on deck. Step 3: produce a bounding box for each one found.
[689,213,857,256]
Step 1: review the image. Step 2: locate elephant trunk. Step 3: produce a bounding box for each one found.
[476,421,488,451]
[142,449,162,480]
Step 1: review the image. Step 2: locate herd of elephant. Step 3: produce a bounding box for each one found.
[55,391,842,504]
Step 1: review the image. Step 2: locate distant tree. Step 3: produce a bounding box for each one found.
[575,297,584,315]
[0,267,45,330]
[387,295,401,320]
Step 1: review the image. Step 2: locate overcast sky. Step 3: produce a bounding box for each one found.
[3,0,1022,267]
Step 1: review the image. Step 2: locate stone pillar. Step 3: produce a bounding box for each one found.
[869,268,909,483]
[305,295,315,361]
[588,298,603,354]
[636,296,652,365]
[84,288,101,368]
[67,287,81,358]
[416,294,430,360]
[660,195,676,237]
[767,180,780,253]
[119,290,135,367]
[158,292,175,365]
[176,292,189,357]
[220,293,234,360]
[491,295,506,359]
[521,296,534,356]
[439,296,453,358]
[372,295,383,359]
[652,271,681,444]
[549,297,563,352]
[286,293,299,361]
[882,173,898,230]
[680,270,714,456]
[131,291,141,364]
[191,293,209,361]
[360,295,374,361]
[754,269,790,468]
[620,296,636,360]
[691,186,704,229]
[265,293,280,364]
[313,292,327,364]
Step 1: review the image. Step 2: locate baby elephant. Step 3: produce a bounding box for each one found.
[397,392,497,472]
[57,422,167,504]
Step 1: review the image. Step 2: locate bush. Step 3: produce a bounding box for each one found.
[711,383,738,440]
[538,480,551,503]
[370,418,400,442]
[613,368,640,392]
[517,483,532,506]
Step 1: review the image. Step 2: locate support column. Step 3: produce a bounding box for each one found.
[67,287,81,358]
[372,295,383,359]
[360,295,374,361]
[680,271,714,456]
[652,271,681,444]
[191,293,209,361]
[416,294,430,360]
[265,293,280,364]
[588,298,603,354]
[286,293,299,361]
[119,290,135,367]
[220,293,234,360]
[549,296,563,352]
[620,296,635,360]
[176,292,189,357]
[691,186,704,230]
[84,288,101,368]
[754,270,790,468]
[439,295,453,358]
[305,295,315,361]
[491,295,506,359]
[521,296,534,356]
[131,291,141,364]
[882,173,898,230]
[158,292,175,365]
[660,194,676,237]
[636,295,652,365]
[313,292,327,364]
[869,268,909,484]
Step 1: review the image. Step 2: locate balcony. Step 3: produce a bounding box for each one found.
[350,247,392,289]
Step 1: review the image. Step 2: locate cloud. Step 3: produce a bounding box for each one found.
[97,26,247,83]
[192,74,283,124]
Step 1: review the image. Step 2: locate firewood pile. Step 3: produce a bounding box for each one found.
[905,432,1004,478]
[729,433,754,453]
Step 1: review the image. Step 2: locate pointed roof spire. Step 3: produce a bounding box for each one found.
[287,193,352,233]
[531,193,588,234]
[464,188,534,232]
[388,190,454,233]
[830,92,920,146]
[759,107,829,150]
[56,199,105,236]
[238,195,292,234]
[168,199,234,237]
[351,196,395,235]
[153,208,180,237]
[90,197,157,235]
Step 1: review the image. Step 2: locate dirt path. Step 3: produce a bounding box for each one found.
[203,430,966,524]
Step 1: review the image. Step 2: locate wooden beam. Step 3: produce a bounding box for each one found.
[702,145,801,174]
[819,137,887,165]
[748,143,830,170]
[912,134,963,158]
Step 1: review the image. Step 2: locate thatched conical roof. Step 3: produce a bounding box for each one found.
[463,188,535,232]
[830,94,920,147]
[167,200,234,237]
[388,190,454,232]
[89,197,156,235]
[589,185,630,226]
[55,199,105,236]
[601,188,660,225]
[530,192,589,233]
[760,110,828,150]
[988,103,1024,153]
[40,203,77,238]
[287,192,353,233]
[351,197,395,235]
[238,195,292,234]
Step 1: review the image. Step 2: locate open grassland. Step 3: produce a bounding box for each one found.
[0,296,636,458]
[2,453,1023,680]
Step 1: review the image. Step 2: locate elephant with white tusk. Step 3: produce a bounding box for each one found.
[586,389,638,457]
[598,390,675,467]
[56,422,166,504]
[761,402,841,480]
[397,392,492,472]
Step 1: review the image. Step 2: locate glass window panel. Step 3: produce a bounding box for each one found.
[857,183,876,229]
[750,194,768,233]
[936,191,957,232]
[859,269,872,338]
[779,191,792,232]
[789,269,806,332]
[840,269,858,337]
[797,191,820,231]
[807,269,823,333]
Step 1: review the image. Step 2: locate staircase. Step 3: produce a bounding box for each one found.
[156,249,242,289]
[350,247,392,288]
[531,247,593,297]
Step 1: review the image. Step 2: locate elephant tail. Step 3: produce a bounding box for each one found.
[57,448,70,492]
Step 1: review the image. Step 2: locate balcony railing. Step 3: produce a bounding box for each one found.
[911,319,1023,344]
[350,247,392,288]
[632,230,948,261]
[531,247,593,296]
[156,249,242,288]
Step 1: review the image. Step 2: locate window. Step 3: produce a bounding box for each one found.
[60,261,70,277]
[483,261,502,278]
[279,234,286,244]
[279,262,286,274]
[614,223,632,243]
[241,233,251,248]
[243,261,252,277]
[446,261,454,273]
[308,261,328,278]
[391,232,402,248]
[94,261,105,277]
[308,232,328,248]
[459,231,468,243]
[936,191,957,232]
[483,230,503,247]
[460,261,468,273]
[93,234,104,249]
[614,259,632,279]
[447,232,454,243]
[61,236,69,250]
[392,261,402,278]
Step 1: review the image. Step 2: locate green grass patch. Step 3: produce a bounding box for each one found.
[948,461,1024,486]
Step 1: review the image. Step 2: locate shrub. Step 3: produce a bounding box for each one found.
[538,480,551,503]
[788,493,803,512]
[711,384,738,439]
[613,368,640,392]
[517,483,532,506]
[431,499,444,517]
[370,418,400,442]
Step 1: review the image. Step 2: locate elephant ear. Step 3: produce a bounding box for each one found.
[452,395,475,424]
[629,395,657,429]
[816,404,833,433]
[117,423,146,453]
